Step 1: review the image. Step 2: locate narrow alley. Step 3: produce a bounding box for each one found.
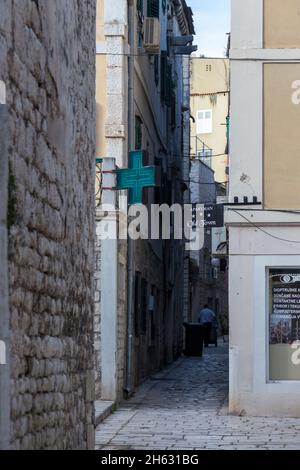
[96,343,300,451]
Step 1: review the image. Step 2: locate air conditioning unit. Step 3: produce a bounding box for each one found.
[143,17,160,54]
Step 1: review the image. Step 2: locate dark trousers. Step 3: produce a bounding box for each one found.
[203,322,212,347]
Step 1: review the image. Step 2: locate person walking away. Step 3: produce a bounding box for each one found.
[198,304,216,347]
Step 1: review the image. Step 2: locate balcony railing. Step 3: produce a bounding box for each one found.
[191,136,213,168]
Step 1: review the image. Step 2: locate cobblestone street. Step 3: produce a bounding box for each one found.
[96,342,300,450]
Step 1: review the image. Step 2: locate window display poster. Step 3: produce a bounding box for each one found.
[269,268,300,380]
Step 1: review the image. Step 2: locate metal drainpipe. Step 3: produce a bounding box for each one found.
[0,99,10,450]
[124,0,135,397]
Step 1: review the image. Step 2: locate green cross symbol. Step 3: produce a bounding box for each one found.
[117,150,158,205]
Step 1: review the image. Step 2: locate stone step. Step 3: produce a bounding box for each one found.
[95,400,115,428]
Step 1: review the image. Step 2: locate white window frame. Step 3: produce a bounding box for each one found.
[197,148,213,168]
[197,109,213,135]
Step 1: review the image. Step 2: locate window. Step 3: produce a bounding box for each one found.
[136,0,144,16]
[160,52,172,107]
[137,0,144,16]
[141,278,148,335]
[148,285,156,346]
[134,272,142,337]
[197,110,212,134]
[135,116,143,150]
[154,55,159,87]
[197,148,212,168]
[206,64,212,72]
[147,0,159,18]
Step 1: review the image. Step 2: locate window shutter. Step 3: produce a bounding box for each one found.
[165,62,172,107]
[141,278,148,335]
[147,0,159,18]
[134,272,142,337]
[135,116,143,150]
[137,0,144,16]
[160,51,167,104]
[154,55,159,87]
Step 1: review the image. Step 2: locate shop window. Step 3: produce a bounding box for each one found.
[269,268,300,381]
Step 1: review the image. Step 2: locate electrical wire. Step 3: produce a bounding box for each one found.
[229,209,300,245]
[96,51,192,57]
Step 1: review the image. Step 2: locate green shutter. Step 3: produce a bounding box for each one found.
[160,52,173,107]
[160,51,167,104]
[154,55,159,87]
[141,278,148,335]
[135,116,143,150]
[165,62,172,107]
[137,0,143,16]
[147,0,159,18]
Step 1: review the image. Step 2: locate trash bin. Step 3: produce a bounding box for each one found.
[183,323,204,357]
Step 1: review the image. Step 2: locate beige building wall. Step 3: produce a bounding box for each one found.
[96,0,107,158]
[96,0,105,42]
[96,55,107,158]
[264,0,300,48]
[229,0,300,418]
[190,58,229,184]
[264,63,300,209]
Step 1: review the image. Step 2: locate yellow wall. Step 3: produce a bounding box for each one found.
[264,63,300,209]
[190,58,229,183]
[264,0,300,48]
[96,0,105,42]
[96,0,106,158]
[96,55,107,158]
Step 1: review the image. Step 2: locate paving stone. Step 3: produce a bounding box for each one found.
[96,343,300,450]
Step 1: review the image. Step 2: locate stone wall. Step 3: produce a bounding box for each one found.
[0,84,10,450]
[94,235,101,400]
[0,0,96,450]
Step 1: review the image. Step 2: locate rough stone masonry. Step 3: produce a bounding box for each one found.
[0,0,96,449]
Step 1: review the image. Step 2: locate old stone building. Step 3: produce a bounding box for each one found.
[0,0,96,450]
[95,0,196,403]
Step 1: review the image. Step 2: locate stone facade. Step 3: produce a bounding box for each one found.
[0,0,96,450]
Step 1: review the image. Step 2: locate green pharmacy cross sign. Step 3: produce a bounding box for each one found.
[117,150,159,205]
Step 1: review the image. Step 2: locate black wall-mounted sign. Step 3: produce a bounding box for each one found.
[192,204,224,230]
[204,204,224,228]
